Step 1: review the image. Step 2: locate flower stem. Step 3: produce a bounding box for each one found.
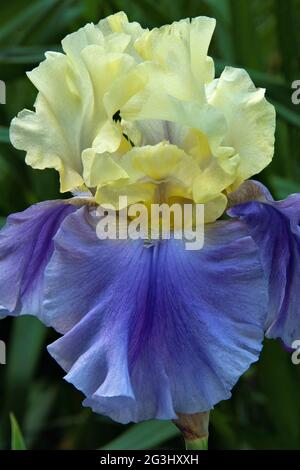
[185,436,208,450]
[172,411,210,451]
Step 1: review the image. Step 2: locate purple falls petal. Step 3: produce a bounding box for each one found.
[0,200,76,319]
[45,207,267,423]
[229,191,300,347]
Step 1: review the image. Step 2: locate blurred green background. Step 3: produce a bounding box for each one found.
[0,0,300,450]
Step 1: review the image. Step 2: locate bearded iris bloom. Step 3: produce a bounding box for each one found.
[0,11,299,440]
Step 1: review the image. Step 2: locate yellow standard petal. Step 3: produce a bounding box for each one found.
[95,142,201,208]
[10,52,85,192]
[134,16,216,101]
[10,20,146,193]
[207,66,276,186]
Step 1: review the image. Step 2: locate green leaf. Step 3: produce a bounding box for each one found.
[10,413,26,450]
[271,99,300,129]
[275,0,298,81]
[0,46,58,65]
[27,0,83,45]
[257,340,300,448]
[23,382,57,447]
[0,318,47,446]
[0,0,61,46]
[4,317,47,414]
[269,175,300,200]
[229,0,260,69]
[100,421,179,450]
[210,408,237,449]
[0,126,9,144]
[204,0,235,62]
[82,0,102,22]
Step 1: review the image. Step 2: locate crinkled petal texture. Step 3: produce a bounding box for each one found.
[134,16,216,101]
[229,186,300,347]
[0,201,76,320]
[9,12,146,193]
[120,66,275,221]
[9,12,275,226]
[207,67,276,186]
[44,207,267,423]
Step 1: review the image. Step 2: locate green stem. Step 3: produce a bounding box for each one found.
[172,412,210,451]
[185,436,208,450]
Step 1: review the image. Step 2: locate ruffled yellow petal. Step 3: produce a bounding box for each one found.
[122,93,227,156]
[95,142,201,207]
[203,194,228,223]
[103,65,148,118]
[82,136,131,187]
[193,151,240,202]
[10,52,84,192]
[207,66,276,184]
[134,16,216,101]
[10,13,276,227]
[91,121,123,154]
[182,128,212,166]
[98,11,146,40]
[62,17,135,60]
[10,28,144,193]
[120,142,199,183]
[96,182,156,209]
[82,149,128,188]
[62,23,105,59]
[80,47,136,119]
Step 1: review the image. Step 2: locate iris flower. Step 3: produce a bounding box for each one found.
[1,12,298,446]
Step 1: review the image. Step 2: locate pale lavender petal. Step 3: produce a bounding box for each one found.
[229,191,300,346]
[0,200,76,319]
[45,208,267,423]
